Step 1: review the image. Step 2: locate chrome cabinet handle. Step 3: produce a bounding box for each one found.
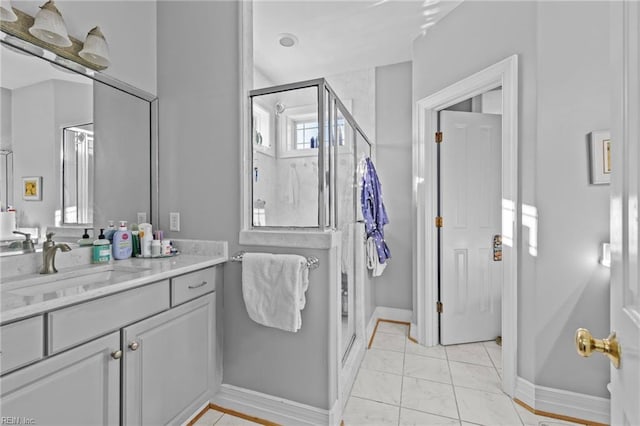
[129,341,139,351]
[111,350,122,360]
[188,281,207,289]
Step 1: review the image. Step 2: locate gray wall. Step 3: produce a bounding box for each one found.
[156,0,242,403]
[374,61,413,312]
[412,1,610,397]
[533,1,611,395]
[157,1,240,245]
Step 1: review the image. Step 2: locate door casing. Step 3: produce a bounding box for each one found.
[413,55,519,396]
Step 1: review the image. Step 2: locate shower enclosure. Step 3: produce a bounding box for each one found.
[249,79,372,360]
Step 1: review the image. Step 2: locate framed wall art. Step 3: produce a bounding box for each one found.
[22,176,42,201]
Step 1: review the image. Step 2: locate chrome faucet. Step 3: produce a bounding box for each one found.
[40,233,72,274]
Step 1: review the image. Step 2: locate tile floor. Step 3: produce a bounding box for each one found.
[194,322,587,426]
[343,322,585,426]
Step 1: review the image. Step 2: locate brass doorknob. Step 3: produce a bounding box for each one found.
[575,328,621,368]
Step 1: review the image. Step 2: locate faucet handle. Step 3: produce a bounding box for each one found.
[45,232,55,242]
[13,230,32,241]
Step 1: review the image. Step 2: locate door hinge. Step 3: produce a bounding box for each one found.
[435,216,443,228]
[437,301,443,313]
[435,131,443,143]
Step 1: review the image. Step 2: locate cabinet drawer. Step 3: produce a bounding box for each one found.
[0,316,43,374]
[171,267,218,306]
[48,281,170,354]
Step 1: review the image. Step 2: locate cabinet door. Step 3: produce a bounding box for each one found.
[0,332,120,426]
[122,293,215,425]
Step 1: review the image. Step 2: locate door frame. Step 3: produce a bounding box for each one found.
[413,55,519,396]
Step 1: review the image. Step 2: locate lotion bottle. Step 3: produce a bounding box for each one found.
[139,223,153,258]
[112,221,132,260]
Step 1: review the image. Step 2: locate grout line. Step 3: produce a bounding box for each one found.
[444,345,463,423]
[397,323,409,426]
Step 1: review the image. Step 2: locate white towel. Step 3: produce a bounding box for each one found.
[242,253,309,332]
[366,237,387,277]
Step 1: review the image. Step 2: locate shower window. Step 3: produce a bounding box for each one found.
[294,120,319,149]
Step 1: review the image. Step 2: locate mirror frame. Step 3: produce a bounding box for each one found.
[0,32,160,229]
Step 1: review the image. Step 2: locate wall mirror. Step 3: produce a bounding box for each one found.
[0,33,158,256]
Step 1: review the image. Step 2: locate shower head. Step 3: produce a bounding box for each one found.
[275,103,286,115]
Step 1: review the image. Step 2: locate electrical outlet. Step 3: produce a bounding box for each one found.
[137,212,147,224]
[169,212,180,231]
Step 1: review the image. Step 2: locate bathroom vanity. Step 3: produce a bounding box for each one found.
[0,242,226,425]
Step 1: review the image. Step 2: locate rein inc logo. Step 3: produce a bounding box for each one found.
[1,418,36,425]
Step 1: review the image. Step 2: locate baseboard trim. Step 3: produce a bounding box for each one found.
[212,384,331,426]
[514,377,609,425]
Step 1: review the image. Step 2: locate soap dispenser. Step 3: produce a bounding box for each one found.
[92,229,111,264]
[78,229,93,246]
[112,221,132,260]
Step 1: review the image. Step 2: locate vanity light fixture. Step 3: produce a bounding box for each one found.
[79,26,110,67]
[28,0,71,48]
[0,0,18,22]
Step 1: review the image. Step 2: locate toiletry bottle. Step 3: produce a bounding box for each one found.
[139,223,153,258]
[130,223,140,257]
[112,221,133,260]
[104,220,116,242]
[92,229,111,264]
[78,228,93,246]
[151,239,161,257]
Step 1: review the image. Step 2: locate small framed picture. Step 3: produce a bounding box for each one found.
[589,130,611,185]
[22,176,42,201]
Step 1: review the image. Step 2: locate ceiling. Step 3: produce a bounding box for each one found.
[253,0,463,84]
[1,44,90,91]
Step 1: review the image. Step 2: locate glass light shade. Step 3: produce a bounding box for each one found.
[28,0,72,47]
[79,26,110,67]
[0,0,18,22]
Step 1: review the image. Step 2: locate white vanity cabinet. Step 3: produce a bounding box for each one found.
[0,265,221,426]
[122,293,215,425]
[1,332,121,425]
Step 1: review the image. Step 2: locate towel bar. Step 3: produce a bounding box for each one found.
[231,251,319,270]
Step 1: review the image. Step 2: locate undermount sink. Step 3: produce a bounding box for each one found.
[2,265,151,297]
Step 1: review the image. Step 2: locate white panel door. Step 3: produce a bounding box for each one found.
[609,2,640,424]
[440,111,502,345]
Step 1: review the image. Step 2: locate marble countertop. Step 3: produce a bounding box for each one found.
[0,240,228,324]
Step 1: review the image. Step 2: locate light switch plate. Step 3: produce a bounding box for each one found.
[137,212,147,224]
[169,212,180,231]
